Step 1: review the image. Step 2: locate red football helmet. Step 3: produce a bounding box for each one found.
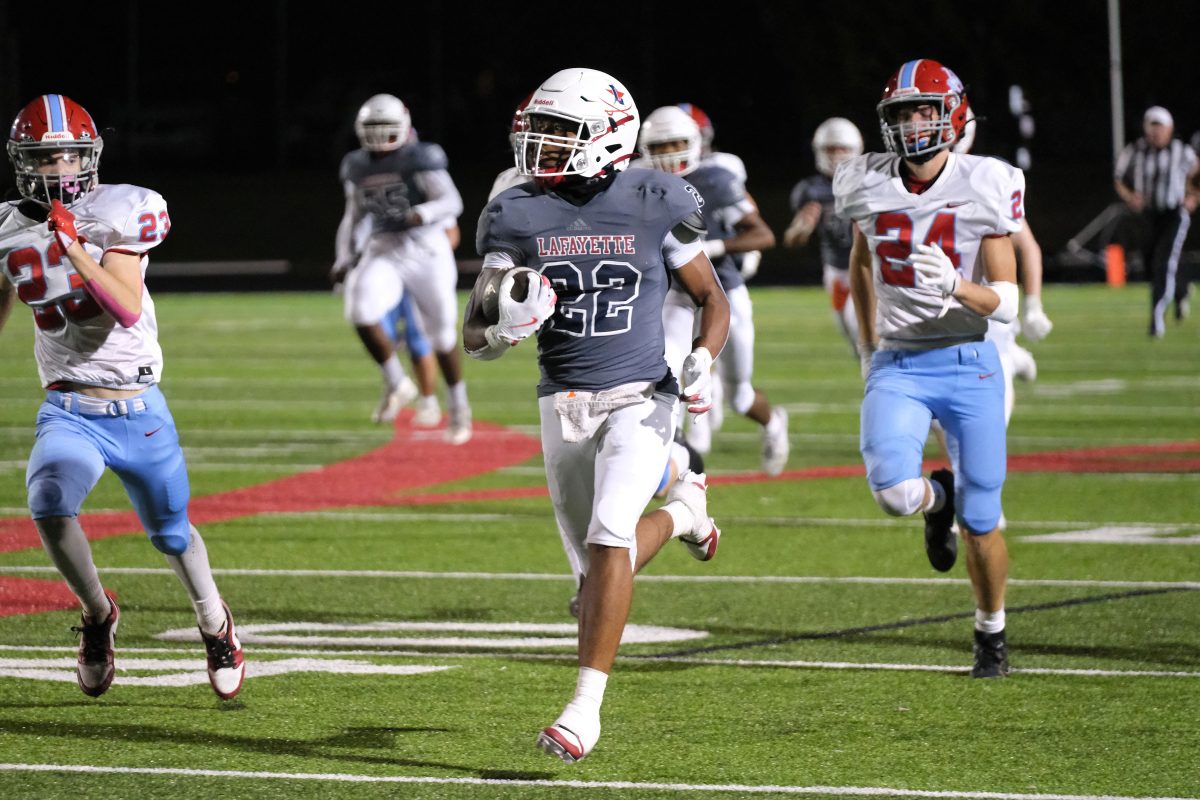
[876,60,968,162]
[677,103,714,155]
[8,94,104,206]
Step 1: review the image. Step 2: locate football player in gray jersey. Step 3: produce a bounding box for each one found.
[640,106,789,476]
[464,68,729,764]
[784,117,864,357]
[334,95,472,442]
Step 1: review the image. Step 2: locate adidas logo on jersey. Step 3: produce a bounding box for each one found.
[567,218,591,232]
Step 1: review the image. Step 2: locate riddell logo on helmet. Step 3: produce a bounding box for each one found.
[533,98,556,106]
[41,132,75,142]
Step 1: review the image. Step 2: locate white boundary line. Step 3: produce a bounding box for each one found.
[0,645,1194,679]
[0,763,1193,799]
[1,564,1196,590]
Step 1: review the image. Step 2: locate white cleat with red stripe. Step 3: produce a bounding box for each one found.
[537,705,600,764]
[667,470,721,561]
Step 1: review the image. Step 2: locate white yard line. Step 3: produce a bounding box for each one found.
[0,645,1193,680]
[1,564,1197,590]
[0,763,1193,799]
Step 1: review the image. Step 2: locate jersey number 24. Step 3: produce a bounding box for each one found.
[874,211,961,287]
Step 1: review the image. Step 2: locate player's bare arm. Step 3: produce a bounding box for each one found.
[783,201,822,248]
[721,209,776,255]
[848,225,876,349]
[1011,221,1043,295]
[0,277,15,334]
[47,201,144,325]
[950,234,1017,318]
[673,253,730,358]
[462,268,502,353]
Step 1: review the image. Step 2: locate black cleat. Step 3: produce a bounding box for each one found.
[972,628,1010,678]
[923,469,957,572]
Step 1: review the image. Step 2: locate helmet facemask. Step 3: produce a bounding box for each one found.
[877,94,963,163]
[515,111,607,183]
[357,120,409,152]
[8,140,102,206]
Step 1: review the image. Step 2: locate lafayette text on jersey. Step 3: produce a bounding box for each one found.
[834,152,1025,349]
[478,169,703,396]
[0,184,168,388]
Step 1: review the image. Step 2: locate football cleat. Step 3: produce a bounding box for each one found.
[667,470,721,561]
[537,705,600,764]
[412,397,442,428]
[372,377,418,424]
[761,407,790,476]
[201,600,245,700]
[923,469,958,572]
[972,628,1010,678]
[72,593,119,698]
[445,405,472,445]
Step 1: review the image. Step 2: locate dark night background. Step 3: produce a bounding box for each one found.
[1,1,1197,288]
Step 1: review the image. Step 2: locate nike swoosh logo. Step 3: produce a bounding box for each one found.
[144,425,165,437]
[514,317,540,329]
[978,373,995,380]
[945,201,970,208]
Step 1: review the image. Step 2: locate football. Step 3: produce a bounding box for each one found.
[480,267,535,322]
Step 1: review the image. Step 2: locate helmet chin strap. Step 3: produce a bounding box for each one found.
[542,169,617,205]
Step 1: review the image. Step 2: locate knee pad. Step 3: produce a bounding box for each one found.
[28,476,82,519]
[872,477,927,517]
[731,381,756,415]
[149,521,191,556]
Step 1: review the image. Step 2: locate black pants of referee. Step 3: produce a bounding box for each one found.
[1141,208,1191,336]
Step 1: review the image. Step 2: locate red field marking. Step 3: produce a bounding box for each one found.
[0,576,80,617]
[0,411,541,554]
[0,427,1196,556]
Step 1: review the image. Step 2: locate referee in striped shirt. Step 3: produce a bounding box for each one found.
[1114,106,1200,337]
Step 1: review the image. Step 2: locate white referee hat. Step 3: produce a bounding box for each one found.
[1143,106,1174,127]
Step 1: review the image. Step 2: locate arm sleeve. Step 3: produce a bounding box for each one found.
[411,169,464,225]
[663,230,704,269]
[334,182,360,266]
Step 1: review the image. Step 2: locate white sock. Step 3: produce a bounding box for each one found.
[924,477,946,513]
[381,355,405,390]
[418,394,439,411]
[164,526,227,634]
[447,381,468,410]
[35,516,109,621]
[570,666,608,715]
[975,608,1006,634]
[663,501,696,538]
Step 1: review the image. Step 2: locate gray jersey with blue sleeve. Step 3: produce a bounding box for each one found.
[790,174,853,269]
[683,164,748,291]
[339,142,449,234]
[477,169,703,397]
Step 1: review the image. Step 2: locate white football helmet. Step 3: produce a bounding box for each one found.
[812,117,863,176]
[952,107,976,154]
[515,67,639,183]
[355,94,411,152]
[639,106,703,175]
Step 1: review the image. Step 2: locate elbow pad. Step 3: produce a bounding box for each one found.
[986,281,1019,323]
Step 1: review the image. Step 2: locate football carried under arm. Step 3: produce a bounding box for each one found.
[463,266,557,360]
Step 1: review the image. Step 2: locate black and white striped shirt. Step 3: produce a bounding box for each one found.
[1115,138,1198,212]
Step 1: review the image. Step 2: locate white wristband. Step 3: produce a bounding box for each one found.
[1023,294,1043,314]
[987,281,1019,323]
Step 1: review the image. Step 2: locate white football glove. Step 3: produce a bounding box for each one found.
[488,269,557,347]
[739,250,762,281]
[911,243,960,296]
[681,346,714,415]
[1021,295,1054,341]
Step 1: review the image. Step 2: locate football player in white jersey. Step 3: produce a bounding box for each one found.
[640,106,788,476]
[334,95,472,443]
[0,95,244,699]
[834,60,1023,678]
